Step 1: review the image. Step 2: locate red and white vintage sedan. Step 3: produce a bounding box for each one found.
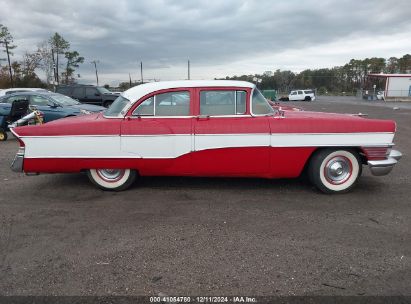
[10,80,402,193]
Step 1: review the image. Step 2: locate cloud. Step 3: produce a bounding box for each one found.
[1,0,410,85]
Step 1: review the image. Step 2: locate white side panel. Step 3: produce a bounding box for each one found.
[23,136,122,158]
[121,135,192,158]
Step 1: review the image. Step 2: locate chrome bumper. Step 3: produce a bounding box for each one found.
[10,148,24,172]
[368,150,402,176]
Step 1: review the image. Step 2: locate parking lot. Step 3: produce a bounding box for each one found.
[0,97,410,296]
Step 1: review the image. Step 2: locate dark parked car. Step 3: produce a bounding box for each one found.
[0,92,105,123]
[56,85,118,107]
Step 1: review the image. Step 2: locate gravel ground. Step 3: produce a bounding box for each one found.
[0,97,410,296]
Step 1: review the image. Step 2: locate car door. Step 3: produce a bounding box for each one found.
[289,91,297,101]
[121,89,194,175]
[297,90,304,100]
[71,87,85,103]
[85,87,102,105]
[192,87,271,176]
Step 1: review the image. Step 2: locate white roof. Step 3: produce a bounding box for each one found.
[122,80,255,102]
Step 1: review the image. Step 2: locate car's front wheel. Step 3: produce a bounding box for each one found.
[87,169,136,191]
[308,149,362,193]
[0,128,7,141]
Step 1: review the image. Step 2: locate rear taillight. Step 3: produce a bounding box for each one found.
[17,146,25,155]
[362,146,390,160]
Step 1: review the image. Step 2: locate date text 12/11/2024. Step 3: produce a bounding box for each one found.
[149,296,257,303]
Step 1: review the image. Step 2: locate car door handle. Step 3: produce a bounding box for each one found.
[197,115,210,120]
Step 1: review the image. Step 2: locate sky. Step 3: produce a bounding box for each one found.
[1,0,411,86]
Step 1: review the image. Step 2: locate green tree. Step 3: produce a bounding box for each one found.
[398,54,411,73]
[49,33,70,84]
[386,57,399,73]
[63,51,84,84]
[0,24,17,87]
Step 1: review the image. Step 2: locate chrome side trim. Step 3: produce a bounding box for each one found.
[17,131,395,139]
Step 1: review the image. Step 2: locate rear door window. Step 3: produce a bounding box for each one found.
[200,90,246,116]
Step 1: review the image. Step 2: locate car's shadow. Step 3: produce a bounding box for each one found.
[40,172,313,192]
[20,172,386,199]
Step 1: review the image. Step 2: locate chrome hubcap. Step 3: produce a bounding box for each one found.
[325,157,351,184]
[97,169,125,182]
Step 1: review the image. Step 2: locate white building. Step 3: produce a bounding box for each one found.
[368,73,411,101]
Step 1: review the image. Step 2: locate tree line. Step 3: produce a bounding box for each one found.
[0,24,84,89]
[221,54,411,95]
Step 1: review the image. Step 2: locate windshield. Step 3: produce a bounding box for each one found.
[252,89,275,115]
[50,94,81,106]
[97,87,112,94]
[104,96,130,117]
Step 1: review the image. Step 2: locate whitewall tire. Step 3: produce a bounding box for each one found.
[87,169,136,191]
[308,149,362,194]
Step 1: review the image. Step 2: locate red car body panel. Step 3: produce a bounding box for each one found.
[12,82,397,179]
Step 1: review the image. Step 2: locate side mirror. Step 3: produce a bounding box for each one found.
[49,103,59,108]
[95,93,101,96]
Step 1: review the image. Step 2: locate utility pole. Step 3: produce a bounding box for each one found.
[4,41,13,87]
[51,48,57,90]
[187,59,190,80]
[129,73,132,87]
[91,60,99,86]
[140,61,143,84]
[56,50,59,85]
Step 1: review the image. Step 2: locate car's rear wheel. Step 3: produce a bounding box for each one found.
[308,149,361,193]
[87,169,136,191]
